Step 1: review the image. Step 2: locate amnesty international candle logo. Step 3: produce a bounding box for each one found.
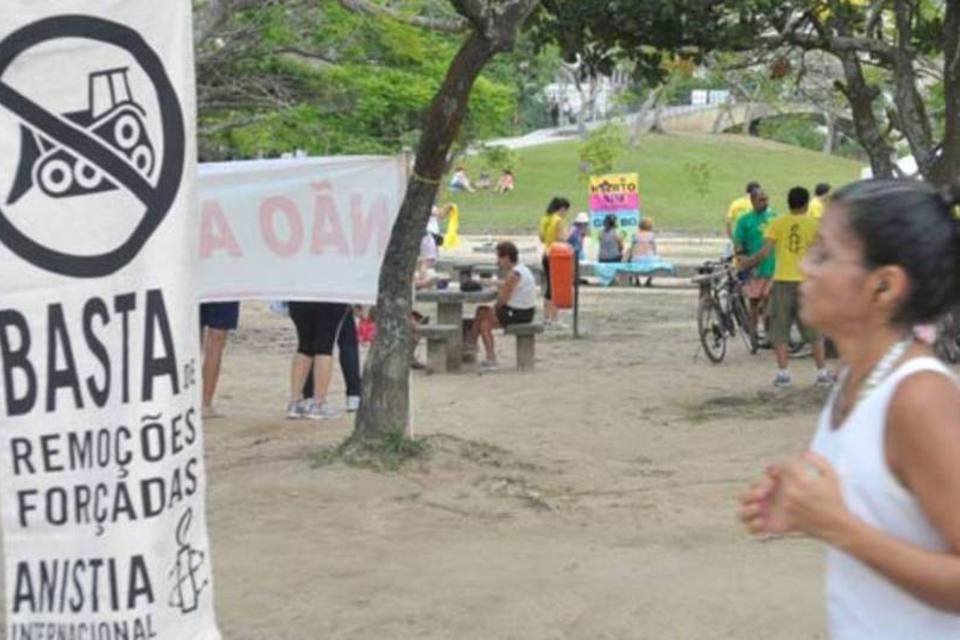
[168,508,210,614]
[0,5,220,639]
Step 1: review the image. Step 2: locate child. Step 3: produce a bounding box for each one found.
[495,170,515,193]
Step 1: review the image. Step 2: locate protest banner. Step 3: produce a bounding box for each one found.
[587,172,642,242]
[0,3,219,638]
[197,156,407,304]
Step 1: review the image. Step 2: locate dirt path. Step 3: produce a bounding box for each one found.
[193,282,831,639]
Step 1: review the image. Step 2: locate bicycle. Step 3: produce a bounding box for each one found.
[692,257,758,363]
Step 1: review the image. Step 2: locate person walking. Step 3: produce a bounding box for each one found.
[740,187,831,387]
[738,179,960,639]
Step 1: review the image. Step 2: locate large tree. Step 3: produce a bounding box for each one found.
[727,0,959,184]
[351,0,538,441]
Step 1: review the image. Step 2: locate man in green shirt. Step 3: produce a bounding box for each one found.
[734,189,777,338]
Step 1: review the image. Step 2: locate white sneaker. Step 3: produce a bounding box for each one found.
[286,400,307,419]
[346,395,361,412]
[773,371,792,388]
[480,360,499,373]
[816,370,836,388]
[303,400,341,420]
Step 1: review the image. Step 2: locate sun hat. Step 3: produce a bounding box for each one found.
[574,212,589,224]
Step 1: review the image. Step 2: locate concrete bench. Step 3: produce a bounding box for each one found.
[503,323,545,371]
[417,325,460,373]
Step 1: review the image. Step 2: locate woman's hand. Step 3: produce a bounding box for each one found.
[737,465,789,536]
[773,452,852,544]
[739,452,852,543]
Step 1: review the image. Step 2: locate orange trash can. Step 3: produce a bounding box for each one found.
[549,242,575,309]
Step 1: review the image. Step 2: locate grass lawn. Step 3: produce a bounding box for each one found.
[447,133,863,235]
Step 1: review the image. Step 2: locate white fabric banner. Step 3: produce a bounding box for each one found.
[0,3,219,639]
[198,156,406,304]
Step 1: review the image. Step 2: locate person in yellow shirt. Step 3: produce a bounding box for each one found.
[726,181,761,238]
[741,187,831,388]
[538,196,570,326]
[808,183,831,219]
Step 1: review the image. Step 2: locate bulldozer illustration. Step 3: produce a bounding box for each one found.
[7,67,155,205]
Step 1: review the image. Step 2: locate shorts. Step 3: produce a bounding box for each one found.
[288,302,349,357]
[496,306,535,327]
[769,282,820,345]
[742,277,773,301]
[200,302,240,330]
[541,254,552,301]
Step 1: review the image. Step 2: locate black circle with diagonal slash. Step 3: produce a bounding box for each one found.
[0,15,184,278]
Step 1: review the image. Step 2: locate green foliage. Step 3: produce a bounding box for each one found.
[757,116,825,154]
[578,123,627,180]
[478,144,519,174]
[199,1,531,159]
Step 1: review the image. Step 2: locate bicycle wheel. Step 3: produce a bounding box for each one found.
[731,295,758,354]
[698,296,727,364]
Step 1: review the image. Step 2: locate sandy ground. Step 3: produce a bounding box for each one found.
[197,276,834,640]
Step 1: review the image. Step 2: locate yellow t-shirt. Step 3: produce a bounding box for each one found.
[726,196,753,226]
[808,197,824,220]
[539,213,564,248]
[764,214,820,282]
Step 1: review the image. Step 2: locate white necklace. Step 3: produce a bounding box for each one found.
[833,336,913,427]
[856,336,914,401]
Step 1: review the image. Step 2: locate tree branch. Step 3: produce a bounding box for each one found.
[337,0,468,33]
[762,31,897,65]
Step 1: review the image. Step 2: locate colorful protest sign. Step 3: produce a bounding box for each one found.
[197,156,406,304]
[588,173,642,242]
[0,3,219,638]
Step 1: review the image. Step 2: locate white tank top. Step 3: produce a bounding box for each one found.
[508,264,535,310]
[810,357,960,639]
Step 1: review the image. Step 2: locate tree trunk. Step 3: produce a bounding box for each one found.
[350,31,496,442]
[929,0,960,186]
[891,0,936,179]
[630,86,662,145]
[822,111,835,155]
[650,92,666,134]
[837,52,897,178]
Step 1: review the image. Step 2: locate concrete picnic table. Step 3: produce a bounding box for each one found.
[415,287,497,371]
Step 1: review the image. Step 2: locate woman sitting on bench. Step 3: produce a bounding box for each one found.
[471,241,536,372]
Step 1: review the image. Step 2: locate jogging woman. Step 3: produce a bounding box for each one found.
[738,180,960,638]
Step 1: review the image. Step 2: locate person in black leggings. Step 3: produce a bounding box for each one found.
[302,308,362,412]
[287,302,349,419]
